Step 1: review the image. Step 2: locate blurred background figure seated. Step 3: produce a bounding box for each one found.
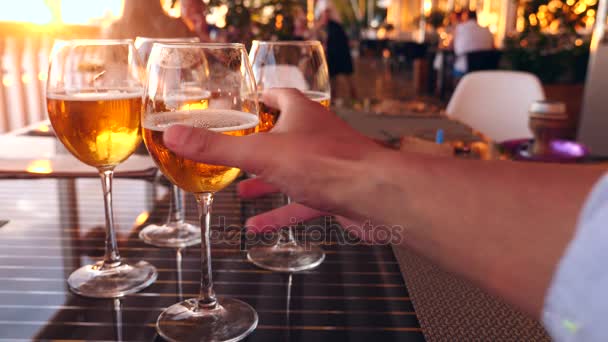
[466,50,502,72]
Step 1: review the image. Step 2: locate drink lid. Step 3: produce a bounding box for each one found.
[529,101,567,120]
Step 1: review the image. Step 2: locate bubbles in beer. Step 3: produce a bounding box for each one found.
[47,89,143,168]
[144,109,258,132]
[142,110,258,193]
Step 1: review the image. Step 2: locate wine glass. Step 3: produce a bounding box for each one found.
[247,40,329,272]
[134,37,199,68]
[46,39,157,298]
[135,37,203,248]
[143,42,259,341]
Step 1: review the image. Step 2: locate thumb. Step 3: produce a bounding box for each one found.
[163,125,275,174]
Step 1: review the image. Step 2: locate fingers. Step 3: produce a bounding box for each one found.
[245,203,326,233]
[261,88,307,111]
[264,89,361,141]
[238,178,281,198]
[261,88,334,134]
[164,125,274,174]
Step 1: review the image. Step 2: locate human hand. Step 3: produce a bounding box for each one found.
[163,88,401,235]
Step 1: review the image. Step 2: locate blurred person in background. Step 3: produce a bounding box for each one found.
[181,0,211,41]
[104,0,193,39]
[293,6,310,40]
[316,3,357,102]
[444,10,463,46]
[452,10,494,76]
[433,10,462,75]
[447,10,463,34]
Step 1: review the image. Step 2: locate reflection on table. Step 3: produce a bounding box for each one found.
[0,176,423,341]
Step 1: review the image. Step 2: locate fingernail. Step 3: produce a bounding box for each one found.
[164,125,191,149]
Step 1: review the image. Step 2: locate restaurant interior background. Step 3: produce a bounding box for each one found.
[0,1,606,340]
[0,0,602,135]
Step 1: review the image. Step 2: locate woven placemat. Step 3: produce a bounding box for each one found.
[393,246,550,341]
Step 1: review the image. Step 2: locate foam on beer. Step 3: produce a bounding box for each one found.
[47,89,144,101]
[163,90,211,102]
[144,109,259,133]
[257,89,329,102]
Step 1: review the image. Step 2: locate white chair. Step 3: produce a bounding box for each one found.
[446,71,545,142]
[253,64,309,90]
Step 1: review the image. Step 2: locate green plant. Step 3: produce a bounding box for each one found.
[503,32,590,83]
[516,0,597,34]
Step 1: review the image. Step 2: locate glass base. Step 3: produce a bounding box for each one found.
[67,260,157,298]
[247,243,325,272]
[156,297,258,342]
[139,222,201,248]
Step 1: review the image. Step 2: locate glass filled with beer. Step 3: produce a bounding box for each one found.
[247,40,330,272]
[46,40,157,298]
[143,43,259,342]
[135,36,203,249]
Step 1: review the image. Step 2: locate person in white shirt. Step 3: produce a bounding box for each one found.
[453,11,495,76]
[162,88,608,341]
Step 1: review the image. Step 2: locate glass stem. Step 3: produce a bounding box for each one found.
[194,192,218,310]
[99,169,121,267]
[279,196,297,246]
[176,248,184,302]
[279,227,297,245]
[167,185,185,225]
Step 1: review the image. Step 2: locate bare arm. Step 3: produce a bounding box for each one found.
[370,151,602,316]
[162,89,603,318]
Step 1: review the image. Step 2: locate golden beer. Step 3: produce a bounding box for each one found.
[257,90,330,132]
[47,91,143,168]
[152,90,211,112]
[143,110,258,193]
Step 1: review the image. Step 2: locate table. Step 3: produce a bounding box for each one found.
[0,176,425,341]
[335,108,475,143]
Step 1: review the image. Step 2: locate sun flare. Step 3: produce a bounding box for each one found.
[0,0,124,26]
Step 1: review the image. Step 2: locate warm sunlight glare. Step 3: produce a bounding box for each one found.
[161,0,182,18]
[38,71,48,82]
[60,0,123,25]
[0,0,53,24]
[423,0,433,15]
[2,75,13,87]
[26,159,53,174]
[0,0,123,25]
[21,73,31,84]
[134,211,150,226]
[37,124,50,133]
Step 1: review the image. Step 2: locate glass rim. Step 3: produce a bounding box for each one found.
[153,42,246,49]
[58,39,135,46]
[135,36,199,42]
[252,40,322,46]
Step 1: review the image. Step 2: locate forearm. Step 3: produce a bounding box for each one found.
[346,151,603,317]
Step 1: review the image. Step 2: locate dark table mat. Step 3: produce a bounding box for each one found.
[392,246,550,341]
[0,177,425,341]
